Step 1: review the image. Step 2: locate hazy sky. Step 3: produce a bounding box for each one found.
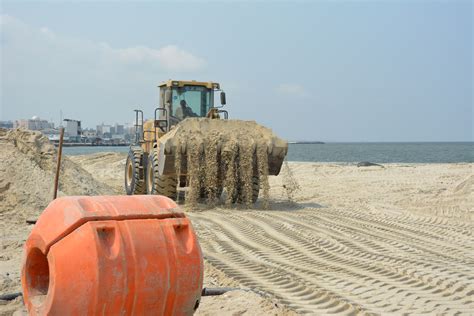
[1,1,472,141]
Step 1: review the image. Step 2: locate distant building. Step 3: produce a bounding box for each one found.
[14,116,54,130]
[114,123,124,135]
[64,119,81,137]
[96,122,132,144]
[0,121,14,129]
[124,122,135,135]
[45,129,60,142]
[97,124,112,137]
[82,129,97,138]
[111,134,125,140]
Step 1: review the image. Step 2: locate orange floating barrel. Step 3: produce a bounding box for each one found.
[21,195,203,315]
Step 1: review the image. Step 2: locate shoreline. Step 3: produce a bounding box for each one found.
[55,143,130,147]
[65,151,474,164]
[60,143,474,164]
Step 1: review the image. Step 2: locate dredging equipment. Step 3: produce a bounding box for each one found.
[21,195,203,315]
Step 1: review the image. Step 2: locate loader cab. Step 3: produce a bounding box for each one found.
[158,80,224,127]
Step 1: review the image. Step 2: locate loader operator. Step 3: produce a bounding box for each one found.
[175,100,198,120]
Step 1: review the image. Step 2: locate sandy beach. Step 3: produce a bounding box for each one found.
[0,130,472,315]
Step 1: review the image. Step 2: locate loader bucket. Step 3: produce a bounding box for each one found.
[155,118,288,177]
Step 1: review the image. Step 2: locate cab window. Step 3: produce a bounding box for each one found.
[171,86,212,119]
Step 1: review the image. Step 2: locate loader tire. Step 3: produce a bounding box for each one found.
[125,147,146,195]
[233,176,259,204]
[252,176,260,203]
[200,185,224,201]
[146,150,177,200]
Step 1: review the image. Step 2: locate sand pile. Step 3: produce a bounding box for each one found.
[69,152,127,194]
[0,128,114,220]
[0,128,115,300]
[161,118,287,208]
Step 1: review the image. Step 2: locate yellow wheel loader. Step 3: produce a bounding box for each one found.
[124,80,288,204]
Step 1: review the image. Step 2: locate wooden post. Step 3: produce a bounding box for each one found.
[53,127,65,200]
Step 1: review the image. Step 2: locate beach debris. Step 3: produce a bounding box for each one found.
[53,127,65,199]
[357,161,384,167]
[0,292,22,301]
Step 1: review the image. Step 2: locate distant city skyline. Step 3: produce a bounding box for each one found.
[2,115,134,130]
[1,1,472,142]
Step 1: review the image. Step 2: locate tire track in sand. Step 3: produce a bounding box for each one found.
[189,208,474,315]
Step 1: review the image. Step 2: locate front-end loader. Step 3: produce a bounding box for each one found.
[125,80,287,204]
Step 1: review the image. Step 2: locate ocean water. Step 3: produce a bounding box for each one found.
[287,142,473,163]
[63,142,473,163]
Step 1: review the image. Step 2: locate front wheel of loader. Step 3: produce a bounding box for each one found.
[252,176,260,203]
[200,185,224,202]
[125,147,146,195]
[232,176,260,204]
[146,150,177,200]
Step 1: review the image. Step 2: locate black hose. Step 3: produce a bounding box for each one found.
[0,288,241,300]
[0,292,22,301]
[201,287,238,296]
[0,288,243,300]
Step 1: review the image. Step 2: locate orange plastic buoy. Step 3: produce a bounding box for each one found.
[21,195,203,315]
